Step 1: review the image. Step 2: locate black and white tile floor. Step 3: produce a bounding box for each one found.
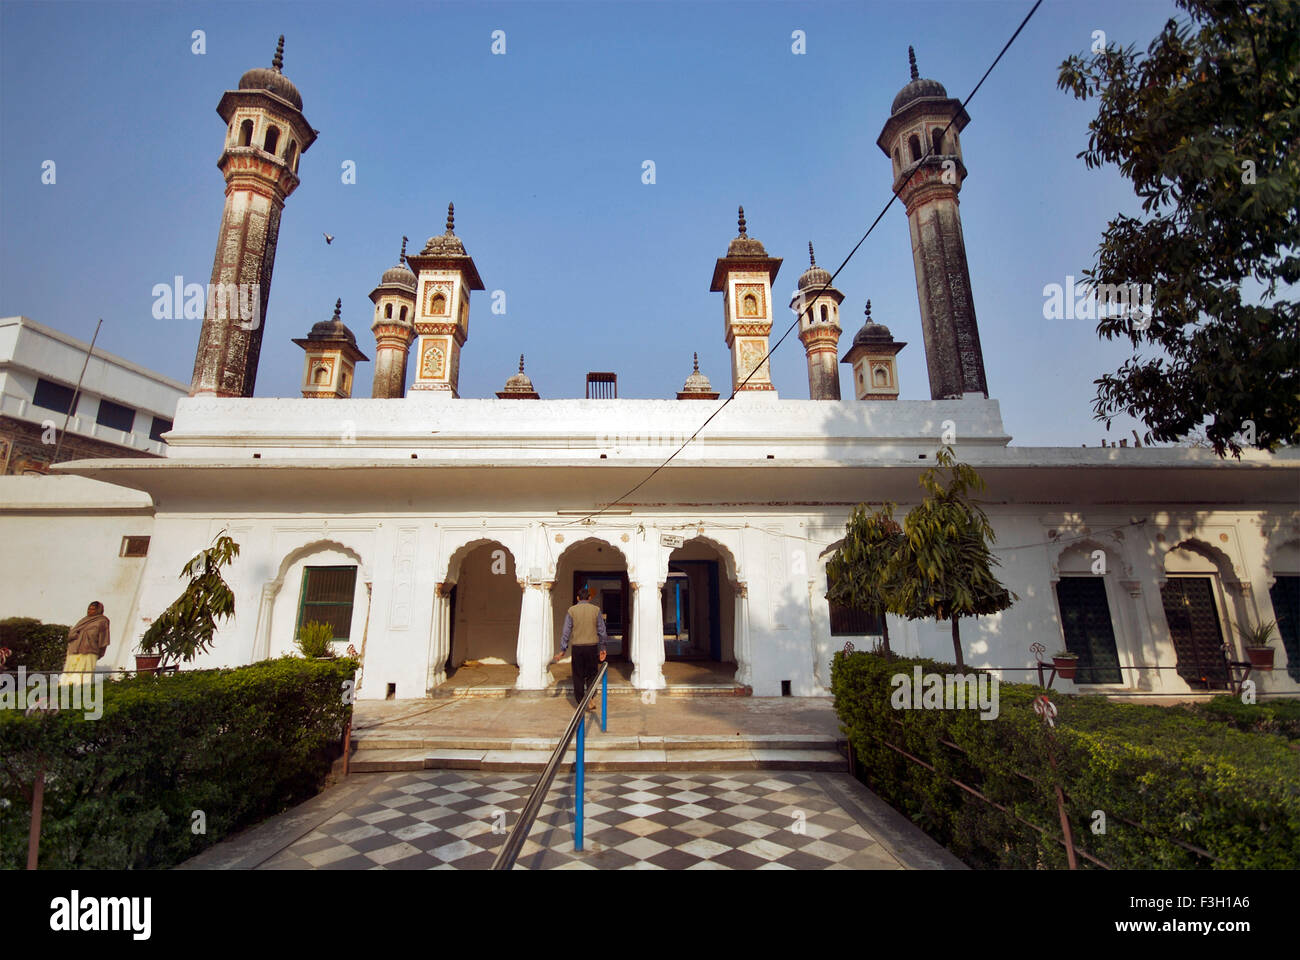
[258,770,906,870]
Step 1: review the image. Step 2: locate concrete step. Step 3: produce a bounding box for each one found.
[352,733,838,752]
[349,746,847,773]
[430,684,749,699]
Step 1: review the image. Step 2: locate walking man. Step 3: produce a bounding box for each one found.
[552,585,607,710]
[60,601,110,687]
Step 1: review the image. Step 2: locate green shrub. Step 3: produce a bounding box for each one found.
[0,618,70,672]
[1191,695,1300,740]
[0,656,356,869]
[831,650,1300,870]
[295,621,336,659]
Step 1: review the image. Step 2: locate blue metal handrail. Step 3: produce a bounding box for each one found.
[492,659,608,870]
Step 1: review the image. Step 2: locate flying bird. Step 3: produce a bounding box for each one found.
[323,233,334,245]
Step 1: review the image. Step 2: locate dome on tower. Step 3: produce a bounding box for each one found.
[725,206,769,257]
[797,242,833,292]
[852,301,894,346]
[307,299,358,347]
[497,355,540,399]
[891,46,947,115]
[421,203,467,256]
[379,237,417,292]
[677,353,720,400]
[239,36,304,111]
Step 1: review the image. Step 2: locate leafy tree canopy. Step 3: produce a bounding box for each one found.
[1058,0,1299,456]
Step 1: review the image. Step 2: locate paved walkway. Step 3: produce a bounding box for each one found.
[180,768,965,871]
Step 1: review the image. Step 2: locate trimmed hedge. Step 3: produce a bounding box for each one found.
[0,618,70,672]
[831,650,1300,869]
[1190,695,1300,740]
[0,656,356,870]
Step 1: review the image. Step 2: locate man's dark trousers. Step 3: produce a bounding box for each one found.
[571,644,600,705]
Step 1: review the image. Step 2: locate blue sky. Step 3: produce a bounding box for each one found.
[1,0,1185,446]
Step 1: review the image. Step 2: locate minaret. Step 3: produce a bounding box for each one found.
[292,299,369,399]
[877,46,988,399]
[405,204,485,397]
[710,207,781,397]
[191,36,317,397]
[842,301,906,401]
[792,243,844,400]
[369,237,417,398]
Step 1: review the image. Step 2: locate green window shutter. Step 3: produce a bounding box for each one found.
[1055,577,1122,683]
[297,565,358,640]
[1269,575,1300,683]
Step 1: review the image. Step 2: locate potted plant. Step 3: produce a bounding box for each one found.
[295,621,336,660]
[1052,650,1080,680]
[137,533,239,673]
[1234,620,1277,671]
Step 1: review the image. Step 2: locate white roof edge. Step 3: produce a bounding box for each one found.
[0,316,190,393]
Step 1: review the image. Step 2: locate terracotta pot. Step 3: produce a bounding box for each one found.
[1246,646,1274,671]
[134,654,162,674]
[1052,656,1079,680]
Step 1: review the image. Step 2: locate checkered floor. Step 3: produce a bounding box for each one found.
[258,770,903,870]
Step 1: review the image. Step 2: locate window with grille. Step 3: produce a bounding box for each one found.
[96,399,136,433]
[826,566,883,636]
[1159,577,1229,690]
[297,566,358,640]
[32,378,78,416]
[120,536,150,557]
[1055,577,1123,683]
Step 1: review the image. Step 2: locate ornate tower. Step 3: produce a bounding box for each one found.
[877,47,988,400]
[369,237,417,398]
[792,243,844,400]
[293,299,368,399]
[191,36,317,397]
[405,204,484,397]
[710,207,781,397]
[842,301,906,401]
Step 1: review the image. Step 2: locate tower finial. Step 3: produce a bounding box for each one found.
[737,205,747,236]
[446,203,455,234]
[808,241,816,266]
[908,46,918,81]
[693,351,699,373]
[400,236,408,262]
[519,354,525,373]
[865,300,872,321]
[333,298,342,320]
[273,35,285,72]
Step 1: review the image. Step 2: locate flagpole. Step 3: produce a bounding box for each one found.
[50,318,102,465]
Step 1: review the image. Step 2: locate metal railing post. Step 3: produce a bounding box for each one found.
[575,713,585,851]
[601,666,607,732]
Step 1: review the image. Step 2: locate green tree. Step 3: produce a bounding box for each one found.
[825,503,903,656]
[888,448,1015,670]
[139,533,240,665]
[1058,0,1299,457]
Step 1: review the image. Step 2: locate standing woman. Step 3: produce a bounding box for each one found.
[60,601,110,686]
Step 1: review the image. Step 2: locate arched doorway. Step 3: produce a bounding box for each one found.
[444,541,522,685]
[552,537,631,661]
[662,537,739,684]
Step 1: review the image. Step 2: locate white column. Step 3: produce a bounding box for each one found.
[734,582,753,689]
[630,579,666,689]
[253,580,283,662]
[541,581,556,686]
[427,586,451,690]
[515,582,549,690]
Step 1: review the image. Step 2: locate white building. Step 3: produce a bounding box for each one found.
[2,40,1297,700]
